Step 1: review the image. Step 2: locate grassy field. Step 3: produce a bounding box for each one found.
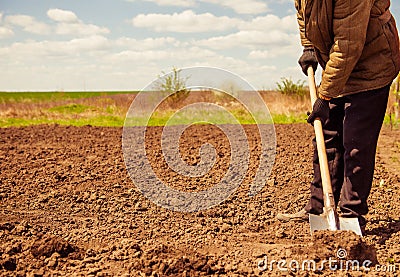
[0,91,137,103]
[0,91,138,127]
[0,90,398,128]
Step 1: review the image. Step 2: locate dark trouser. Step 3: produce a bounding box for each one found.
[305,85,390,217]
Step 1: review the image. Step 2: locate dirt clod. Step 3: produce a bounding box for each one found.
[311,230,378,264]
[0,255,16,271]
[30,235,74,258]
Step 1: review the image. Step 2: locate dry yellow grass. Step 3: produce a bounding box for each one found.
[260,90,310,116]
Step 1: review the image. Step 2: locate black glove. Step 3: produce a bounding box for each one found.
[298,47,318,75]
[307,98,330,125]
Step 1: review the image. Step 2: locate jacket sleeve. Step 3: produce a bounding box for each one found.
[295,0,313,47]
[319,0,374,98]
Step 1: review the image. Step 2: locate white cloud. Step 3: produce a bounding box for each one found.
[115,36,181,50]
[132,10,240,32]
[196,30,298,50]
[109,50,170,62]
[0,27,14,38]
[47,9,110,36]
[248,43,301,59]
[3,9,109,37]
[125,0,267,14]
[5,15,51,35]
[181,13,299,55]
[131,11,297,34]
[0,35,110,59]
[249,50,279,59]
[54,22,110,36]
[107,46,220,65]
[47,9,79,23]
[275,0,293,3]
[202,0,268,15]
[65,35,110,52]
[125,0,195,7]
[238,14,297,32]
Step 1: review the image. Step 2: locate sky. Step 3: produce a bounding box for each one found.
[0,1,399,91]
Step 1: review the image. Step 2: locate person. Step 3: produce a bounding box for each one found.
[276,0,400,228]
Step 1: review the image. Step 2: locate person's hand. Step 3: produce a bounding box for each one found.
[298,47,318,75]
[307,98,330,125]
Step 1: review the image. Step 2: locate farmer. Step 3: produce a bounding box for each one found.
[277,0,400,228]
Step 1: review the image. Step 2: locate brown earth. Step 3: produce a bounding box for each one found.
[0,124,399,276]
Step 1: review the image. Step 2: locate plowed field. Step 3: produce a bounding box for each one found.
[0,124,399,276]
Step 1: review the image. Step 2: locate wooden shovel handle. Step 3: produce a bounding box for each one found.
[307,67,335,210]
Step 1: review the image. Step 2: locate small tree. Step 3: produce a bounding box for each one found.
[154,67,190,105]
[276,77,308,97]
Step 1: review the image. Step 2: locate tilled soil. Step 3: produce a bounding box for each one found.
[0,124,399,276]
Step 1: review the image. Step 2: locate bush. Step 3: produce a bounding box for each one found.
[276,77,308,97]
[154,67,190,105]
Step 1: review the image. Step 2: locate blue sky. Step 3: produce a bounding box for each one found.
[0,0,399,91]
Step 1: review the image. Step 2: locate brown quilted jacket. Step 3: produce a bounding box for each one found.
[295,0,400,98]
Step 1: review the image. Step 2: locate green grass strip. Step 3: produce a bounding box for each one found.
[7,113,398,128]
[0,91,138,103]
[0,116,124,128]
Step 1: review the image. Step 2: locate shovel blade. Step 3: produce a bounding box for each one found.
[338,217,363,236]
[309,214,362,236]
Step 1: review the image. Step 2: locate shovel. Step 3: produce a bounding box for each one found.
[307,66,362,236]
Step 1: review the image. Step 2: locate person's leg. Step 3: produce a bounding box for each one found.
[305,97,345,214]
[277,98,345,221]
[340,85,390,218]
